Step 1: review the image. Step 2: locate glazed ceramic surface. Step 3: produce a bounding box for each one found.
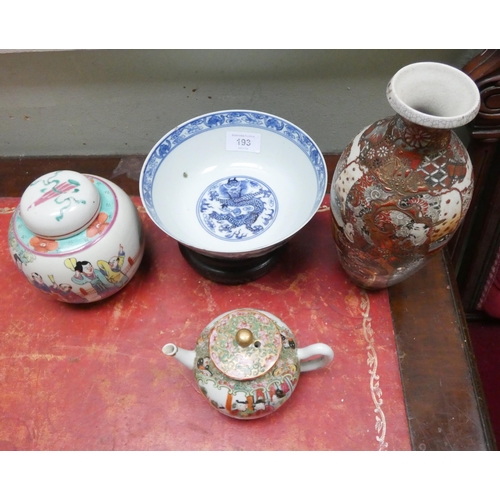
[140,110,327,259]
[163,308,334,419]
[330,62,480,289]
[8,170,144,303]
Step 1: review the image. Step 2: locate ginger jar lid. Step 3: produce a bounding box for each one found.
[19,170,101,239]
[208,309,283,381]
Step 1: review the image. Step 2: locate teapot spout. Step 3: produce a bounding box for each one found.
[162,343,196,370]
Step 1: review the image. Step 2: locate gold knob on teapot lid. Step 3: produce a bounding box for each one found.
[235,328,254,348]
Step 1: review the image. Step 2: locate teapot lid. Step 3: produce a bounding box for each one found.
[20,170,101,239]
[209,309,282,381]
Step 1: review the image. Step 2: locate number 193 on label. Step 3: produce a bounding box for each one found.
[226,132,261,153]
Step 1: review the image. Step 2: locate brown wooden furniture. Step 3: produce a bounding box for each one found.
[0,154,494,450]
[450,49,500,317]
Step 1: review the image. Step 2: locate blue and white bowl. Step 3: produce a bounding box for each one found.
[140,110,327,262]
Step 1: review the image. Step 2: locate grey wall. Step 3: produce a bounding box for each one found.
[0,49,479,158]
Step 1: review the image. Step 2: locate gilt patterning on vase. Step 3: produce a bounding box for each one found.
[330,114,473,289]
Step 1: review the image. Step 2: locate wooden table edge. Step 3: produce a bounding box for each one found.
[389,250,496,450]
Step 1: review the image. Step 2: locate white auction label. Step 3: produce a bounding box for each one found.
[226,132,261,153]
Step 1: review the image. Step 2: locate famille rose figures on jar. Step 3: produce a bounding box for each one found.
[330,62,481,289]
[163,308,334,419]
[8,170,144,303]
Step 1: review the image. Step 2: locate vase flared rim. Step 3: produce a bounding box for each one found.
[386,62,480,129]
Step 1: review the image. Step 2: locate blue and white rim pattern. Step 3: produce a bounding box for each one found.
[140,110,327,228]
[197,176,278,241]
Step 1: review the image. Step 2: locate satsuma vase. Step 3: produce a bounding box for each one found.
[330,62,481,289]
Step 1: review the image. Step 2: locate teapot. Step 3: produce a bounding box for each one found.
[8,170,144,303]
[163,308,334,419]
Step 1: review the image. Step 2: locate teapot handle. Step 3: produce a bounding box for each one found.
[297,343,334,372]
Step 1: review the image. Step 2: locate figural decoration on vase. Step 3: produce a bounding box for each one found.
[8,170,145,303]
[330,62,481,289]
[163,308,334,419]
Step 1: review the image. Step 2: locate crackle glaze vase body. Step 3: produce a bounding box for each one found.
[8,170,144,303]
[330,62,481,289]
[163,308,334,419]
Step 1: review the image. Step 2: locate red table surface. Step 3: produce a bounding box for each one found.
[0,196,411,450]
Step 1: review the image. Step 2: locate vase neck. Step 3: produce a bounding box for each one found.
[394,115,451,150]
[386,62,480,129]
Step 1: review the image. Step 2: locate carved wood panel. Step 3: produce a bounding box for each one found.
[450,49,500,315]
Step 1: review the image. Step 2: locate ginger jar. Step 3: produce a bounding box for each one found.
[8,170,144,303]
